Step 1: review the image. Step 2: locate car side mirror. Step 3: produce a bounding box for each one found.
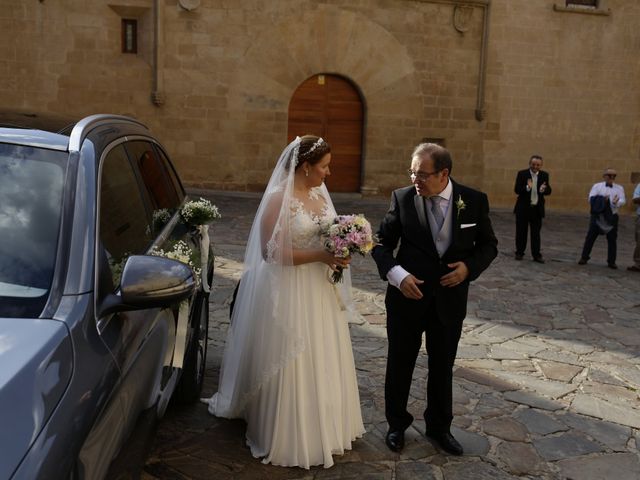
[98,255,195,317]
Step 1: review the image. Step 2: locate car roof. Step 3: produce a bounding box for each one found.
[0,110,78,134]
[0,110,77,151]
[0,110,149,152]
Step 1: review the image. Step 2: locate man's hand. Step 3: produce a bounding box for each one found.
[399,274,424,300]
[540,182,547,193]
[440,262,469,287]
[527,178,533,190]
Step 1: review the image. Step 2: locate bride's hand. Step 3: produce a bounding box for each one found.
[320,251,351,271]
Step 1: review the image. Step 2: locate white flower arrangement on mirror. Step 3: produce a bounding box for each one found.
[181,197,221,227]
[180,197,221,293]
[150,240,201,290]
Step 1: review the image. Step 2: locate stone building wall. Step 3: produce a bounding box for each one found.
[1,0,638,213]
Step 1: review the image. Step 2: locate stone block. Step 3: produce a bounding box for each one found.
[482,416,528,442]
[572,393,640,429]
[496,441,546,476]
[558,412,632,452]
[557,454,640,480]
[442,461,519,480]
[533,431,603,461]
[515,408,566,435]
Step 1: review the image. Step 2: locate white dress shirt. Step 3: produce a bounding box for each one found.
[588,181,626,215]
[387,180,453,289]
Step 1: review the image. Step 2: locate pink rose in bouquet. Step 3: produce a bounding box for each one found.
[321,214,375,283]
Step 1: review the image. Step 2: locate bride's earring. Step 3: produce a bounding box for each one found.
[305,169,309,177]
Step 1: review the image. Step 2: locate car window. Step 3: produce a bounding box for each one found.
[154,145,185,201]
[99,144,152,286]
[0,143,67,318]
[125,141,182,211]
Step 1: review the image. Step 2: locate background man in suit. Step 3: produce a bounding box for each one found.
[513,155,551,263]
[372,143,497,456]
[579,168,626,269]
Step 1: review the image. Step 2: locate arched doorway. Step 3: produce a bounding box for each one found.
[287,74,364,193]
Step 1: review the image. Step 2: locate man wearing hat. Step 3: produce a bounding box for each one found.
[578,168,626,269]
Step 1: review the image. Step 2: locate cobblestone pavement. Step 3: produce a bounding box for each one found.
[142,191,640,480]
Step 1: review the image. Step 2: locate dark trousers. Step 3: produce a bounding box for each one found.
[515,205,543,257]
[581,214,618,264]
[385,294,463,433]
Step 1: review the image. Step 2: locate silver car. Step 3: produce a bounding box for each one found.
[0,111,212,479]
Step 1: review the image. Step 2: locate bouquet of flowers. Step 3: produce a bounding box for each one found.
[321,214,375,283]
[181,197,221,227]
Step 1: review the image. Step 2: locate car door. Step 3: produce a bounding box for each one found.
[79,142,172,479]
[95,142,176,418]
[125,139,215,405]
[124,137,194,404]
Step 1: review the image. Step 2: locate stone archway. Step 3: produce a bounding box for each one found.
[225,5,421,191]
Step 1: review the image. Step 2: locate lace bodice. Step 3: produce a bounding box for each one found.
[290,197,333,249]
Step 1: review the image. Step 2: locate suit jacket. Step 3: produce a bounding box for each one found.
[513,169,552,217]
[372,181,498,324]
[589,195,615,233]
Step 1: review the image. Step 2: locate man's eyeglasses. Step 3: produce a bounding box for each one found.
[408,169,441,181]
[605,174,617,178]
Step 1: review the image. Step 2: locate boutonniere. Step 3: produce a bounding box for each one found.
[455,194,466,219]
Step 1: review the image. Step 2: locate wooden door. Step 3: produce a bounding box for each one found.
[288,74,363,192]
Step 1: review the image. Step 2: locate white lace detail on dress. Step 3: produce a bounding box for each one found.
[265,222,281,263]
[289,198,331,249]
[308,186,322,200]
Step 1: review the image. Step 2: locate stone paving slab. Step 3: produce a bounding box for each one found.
[136,191,639,480]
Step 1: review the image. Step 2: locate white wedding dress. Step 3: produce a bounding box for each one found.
[206,195,365,469]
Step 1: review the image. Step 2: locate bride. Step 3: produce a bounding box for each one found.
[203,135,365,469]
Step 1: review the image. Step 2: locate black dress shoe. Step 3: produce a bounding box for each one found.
[533,256,545,264]
[385,430,404,452]
[578,258,588,265]
[514,253,524,260]
[425,430,463,456]
[608,263,618,269]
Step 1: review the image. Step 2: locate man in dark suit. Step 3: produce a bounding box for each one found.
[372,143,497,456]
[513,155,552,263]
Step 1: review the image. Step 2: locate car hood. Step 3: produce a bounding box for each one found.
[0,317,72,480]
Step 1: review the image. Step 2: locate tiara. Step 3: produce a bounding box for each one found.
[299,137,325,160]
[308,137,324,154]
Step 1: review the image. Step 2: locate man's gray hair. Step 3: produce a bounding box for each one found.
[412,143,453,174]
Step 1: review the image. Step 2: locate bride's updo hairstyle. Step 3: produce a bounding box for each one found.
[295,135,331,170]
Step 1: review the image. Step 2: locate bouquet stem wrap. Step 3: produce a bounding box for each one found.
[172,300,190,369]
[198,224,211,293]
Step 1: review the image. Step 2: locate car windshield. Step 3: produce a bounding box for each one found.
[0,143,67,318]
